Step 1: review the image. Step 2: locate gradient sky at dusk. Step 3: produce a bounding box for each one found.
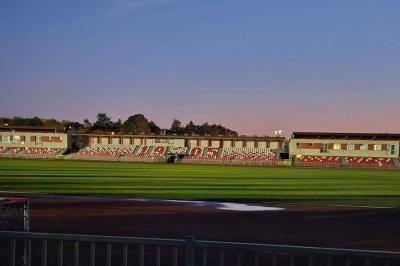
[1,0,399,136]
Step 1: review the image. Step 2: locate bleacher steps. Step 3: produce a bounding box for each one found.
[132,145,141,155]
[147,146,154,155]
[201,147,207,157]
[341,157,348,167]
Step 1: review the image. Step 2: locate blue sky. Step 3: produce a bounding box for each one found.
[0,0,399,135]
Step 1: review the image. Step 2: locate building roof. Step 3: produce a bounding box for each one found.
[292,132,400,140]
[0,126,66,133]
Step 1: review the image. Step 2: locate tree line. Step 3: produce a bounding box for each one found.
[0,114,238,137]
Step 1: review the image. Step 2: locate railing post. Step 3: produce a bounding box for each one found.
[57,240,63,266]
[25,239,31,266]
[74,241,79,266]
[42,240,47,266]
[139,245,144,266]
[10,239,16,266]
[173,247,178,266]
[184,236,194,266]
[123,244,128,266]
[90,242,95,266]
[106,242,112,266]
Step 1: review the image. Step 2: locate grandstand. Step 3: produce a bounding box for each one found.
[1,126,400,168]
[68,133,285,165]
[290,132,400,168]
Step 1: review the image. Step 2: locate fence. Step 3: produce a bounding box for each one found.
[1,231,400,266]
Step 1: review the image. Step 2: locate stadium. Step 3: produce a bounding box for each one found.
[0,125,400,265]
[1,1,400,265]
[1,126,399,168]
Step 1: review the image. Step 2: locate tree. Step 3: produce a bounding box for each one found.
[64,121,84,132]
[83,119,91,128]
[10,117,26,126]
[170,119,182,134]
[43,119,64,128]
[9,116,44,127]
[113,119,122,133]
[121,114,151,134]
[149,121,161,134]
[30,117,44,126]
[91,113,114,133]
[183,121,195,135]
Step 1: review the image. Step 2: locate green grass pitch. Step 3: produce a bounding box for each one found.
[0,159,399,207]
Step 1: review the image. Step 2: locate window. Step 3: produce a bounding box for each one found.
[374,144,382,151]
[52,136,61,142]
[360,144,368,151]
[40,136,50,142]
[333,143,341,150]
[388,144,396,155]
[30,136,37,142]
[320,143,328,153]
[347,144,355,150]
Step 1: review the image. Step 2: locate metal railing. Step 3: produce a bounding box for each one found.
[1,231,400,266]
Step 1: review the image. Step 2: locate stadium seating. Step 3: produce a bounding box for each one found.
[344,157,395,168]
[17,148,64,159]
[204,148,219,158]
[0,147,24,157]
[136,146,167,159]
[181,147,279,165]
[69,146,135,161]
[0,147,7,154]
[182,157,230,165]
[296,156,341,167]
[168,146,187,155]
[221,148,276,161]
[187,147,204,158]
[296,156,395,168]
[121,145,170,162]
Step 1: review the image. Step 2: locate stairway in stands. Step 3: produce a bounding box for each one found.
[394,158,400,169]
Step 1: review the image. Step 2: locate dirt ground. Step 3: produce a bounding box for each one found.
[4,194,398,251]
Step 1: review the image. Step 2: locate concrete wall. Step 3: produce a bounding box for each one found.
[270,142,278,149]
[223,140,232,148]
[122,138,131,145]
[188,139,197,147]
[289,138,399,158]
[257,141,267,148]
[200,140,208,147]
[246,141,255,148]
[144,138,185,147]
[0,132,69,149]
[83,135,284,151]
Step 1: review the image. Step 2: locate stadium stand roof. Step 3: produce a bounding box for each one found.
[73,133,285,141]
[292,132,400,140]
